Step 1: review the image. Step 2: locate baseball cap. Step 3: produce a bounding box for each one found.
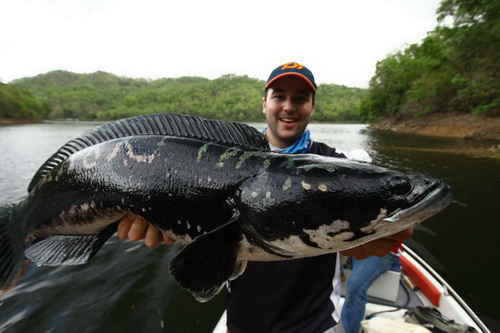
[265,62,317,92]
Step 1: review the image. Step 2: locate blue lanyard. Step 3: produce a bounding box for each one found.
[262,128,312,154]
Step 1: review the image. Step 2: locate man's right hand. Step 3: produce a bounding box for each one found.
[117,213,176,247]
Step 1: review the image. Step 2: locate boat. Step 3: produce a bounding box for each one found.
[213,244,490,333]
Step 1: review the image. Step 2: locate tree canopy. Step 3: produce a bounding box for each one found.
[9,71,365,122]
[0,83,50,120]
[360,0,499,121]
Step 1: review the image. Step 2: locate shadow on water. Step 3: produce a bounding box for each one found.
[0,123,498,332]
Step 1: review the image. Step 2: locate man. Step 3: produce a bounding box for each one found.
[117,62,413,332]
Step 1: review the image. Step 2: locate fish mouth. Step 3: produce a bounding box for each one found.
[383,180,453,225]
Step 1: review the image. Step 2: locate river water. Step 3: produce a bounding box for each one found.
[0,122,498,332]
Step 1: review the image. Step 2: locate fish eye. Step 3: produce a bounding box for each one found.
[389,176,412,195]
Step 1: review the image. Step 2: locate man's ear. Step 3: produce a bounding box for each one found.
[262,97,267,114]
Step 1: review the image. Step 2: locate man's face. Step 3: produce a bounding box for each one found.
[263,76,315,148]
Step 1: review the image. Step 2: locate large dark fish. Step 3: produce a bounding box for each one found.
[0,113,452,302]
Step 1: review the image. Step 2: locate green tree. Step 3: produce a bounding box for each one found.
[437,0,500,114]
[13,71,364,122]
[0,83,50,119]
[360,0,499,121]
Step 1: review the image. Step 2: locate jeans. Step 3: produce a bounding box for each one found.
[340,254,400,333]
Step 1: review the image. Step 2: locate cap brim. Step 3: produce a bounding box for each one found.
[265,72,317,91]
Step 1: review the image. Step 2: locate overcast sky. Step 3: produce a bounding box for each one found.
[1,0,442,88]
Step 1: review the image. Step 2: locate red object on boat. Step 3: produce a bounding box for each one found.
[400,254,441,306]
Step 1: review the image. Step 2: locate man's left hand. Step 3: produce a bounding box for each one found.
[339,227,414,259]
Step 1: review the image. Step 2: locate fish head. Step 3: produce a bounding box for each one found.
[293,156,454,248]
[359,171,453,236]
[236,155,453,258]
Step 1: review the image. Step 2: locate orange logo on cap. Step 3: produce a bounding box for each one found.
[280,62,304,70]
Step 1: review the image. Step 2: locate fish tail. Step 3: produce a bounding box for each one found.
[0,205,28,294]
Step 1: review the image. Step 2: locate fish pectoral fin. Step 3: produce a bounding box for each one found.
[25,222,118,266]
[229,260,247,281]
[169,213,243,303]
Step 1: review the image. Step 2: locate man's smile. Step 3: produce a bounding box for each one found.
[280,117,297,124]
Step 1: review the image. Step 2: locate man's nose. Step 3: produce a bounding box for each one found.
[283,98,295,111]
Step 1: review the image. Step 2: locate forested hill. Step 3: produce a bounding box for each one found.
[6,71,365,122]
[0,83,50,121]
[360,0,499,121]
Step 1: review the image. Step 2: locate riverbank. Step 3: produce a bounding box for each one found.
[370,112,500,158]
[370,112,500,140]
[0,118,41,125]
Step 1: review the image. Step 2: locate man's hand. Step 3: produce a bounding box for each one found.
[117,213,176,247]
[339,227,414,259]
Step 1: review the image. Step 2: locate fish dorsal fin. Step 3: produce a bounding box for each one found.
[28,113,269,191]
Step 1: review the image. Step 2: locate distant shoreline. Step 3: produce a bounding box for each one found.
[369,112,500,141]
[3,114,498,158]
[369,112,500,158]
[0,118,41,125]
[3,113,500,142]
[0,118,103,125]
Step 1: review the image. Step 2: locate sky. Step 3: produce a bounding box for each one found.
[0,0,443,88]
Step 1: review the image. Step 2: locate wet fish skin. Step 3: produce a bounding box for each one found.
[20,136,261,242]
[0,132,269,296]
[0,113,453,302]
[226,154,450,261]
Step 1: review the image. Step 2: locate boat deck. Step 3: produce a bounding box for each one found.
[214,246,490,332]
[340,257,424,312]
